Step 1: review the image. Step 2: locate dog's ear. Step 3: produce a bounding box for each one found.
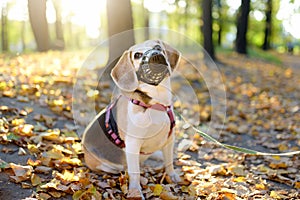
[159,40,181,71]
[111,51,139,92]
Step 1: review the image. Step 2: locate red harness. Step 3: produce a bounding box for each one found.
[104,96,176,151]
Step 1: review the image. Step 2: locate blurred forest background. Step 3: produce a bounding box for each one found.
[1,0,300,58]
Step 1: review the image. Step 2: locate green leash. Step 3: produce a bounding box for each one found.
[174,110,300,156]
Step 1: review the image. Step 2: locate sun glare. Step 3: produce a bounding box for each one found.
[3,0,300,40]
[7,0,106,39]
[277,0,300,39]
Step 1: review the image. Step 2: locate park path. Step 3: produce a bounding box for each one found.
[281,54,300,73]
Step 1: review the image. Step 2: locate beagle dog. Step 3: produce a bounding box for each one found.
[82,40,181,199]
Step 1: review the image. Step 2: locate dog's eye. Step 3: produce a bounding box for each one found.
[134,52,143,59]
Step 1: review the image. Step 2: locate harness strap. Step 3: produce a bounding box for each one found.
[130,99,175,137]
[105,101,125,148]
[104,96,175,151]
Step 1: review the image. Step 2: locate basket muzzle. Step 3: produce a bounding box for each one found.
[136,48,170,86]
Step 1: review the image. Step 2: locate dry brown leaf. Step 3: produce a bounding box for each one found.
[31,173,42,186]
[10,163,33,183]
[35,166,52,174]
[160,191,178,200]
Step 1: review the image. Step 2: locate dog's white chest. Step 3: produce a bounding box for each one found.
[124,104,171,151]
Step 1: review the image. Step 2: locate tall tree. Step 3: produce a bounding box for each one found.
[106,0,135,64]
[262,0,272,50]
[1,2,8,52]
[235,0,250,54]
[28,0,50,52]
[52,0,65,50]
[202,0,215,59]
[216,0,223,46]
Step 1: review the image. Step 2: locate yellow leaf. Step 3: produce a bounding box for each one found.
[255,183,267,190]
[27,144,40,154]
[27,158,41,166]
[272,155,281,161]
[153,184,164,196]
[233,176,246,182]
[219,192,236,200]
[54,170,76,182]
[278,144,288,152]
[44,148,64,159]
[40,129,61,141]
[294,182,300,189]
[269,162,287,169]
[270,191,282,199]
[60,157,82,166]
[11,118,26,126]
[31,173,42,186]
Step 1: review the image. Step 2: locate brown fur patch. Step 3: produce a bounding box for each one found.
[134,89,152,104]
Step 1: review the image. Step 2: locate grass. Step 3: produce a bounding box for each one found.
[216,46,283,66]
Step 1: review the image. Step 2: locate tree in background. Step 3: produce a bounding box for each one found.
[1,2,8,52]
[106,0,135,64]
[28,0,50,52]
[235,0,250,54]
[202,0,215,59]
[262,0,272,50]
[215,0,223,46]
[53,0,65,50]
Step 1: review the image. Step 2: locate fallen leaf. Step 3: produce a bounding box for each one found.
[270,191,283,199]
[31,173,42,186]
[35,166,52,174]
[10,163,33,183]
[227,164,247,176]
[43,148,64,160]
[207,165,227,176]
[0,159,9,169]
[12,124,34,136]
[233,176,246,183]
[152,184,164,196]
[160,191,178,200]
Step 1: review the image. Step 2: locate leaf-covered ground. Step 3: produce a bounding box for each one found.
[0,51,299,200]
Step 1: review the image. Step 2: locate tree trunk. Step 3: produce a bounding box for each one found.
[21,20,26,51]
[1,3,8,52]
[235,0,250,54]
[52,0,65,50]
[202,0,215,60]
[217,0,223,46]
[262,0,272,50]
[106,0,135,65]
[28,0,50,52]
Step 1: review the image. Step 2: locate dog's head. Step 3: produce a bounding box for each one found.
[111,40,181,92]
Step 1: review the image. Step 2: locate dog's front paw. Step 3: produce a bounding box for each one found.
[167,171,181,183]
[127,188,145,200]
